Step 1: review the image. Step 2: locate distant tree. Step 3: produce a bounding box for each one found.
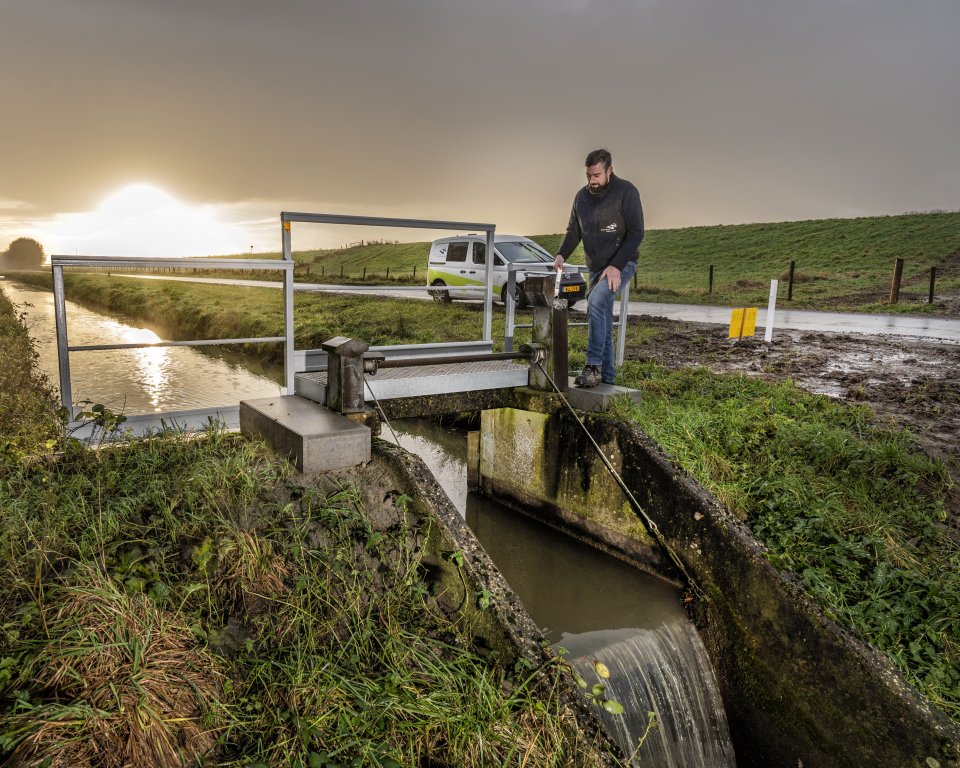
[1,238,46,270]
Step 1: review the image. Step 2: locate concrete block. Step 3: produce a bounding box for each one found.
[563,379,643,412]
[240,395,370,473]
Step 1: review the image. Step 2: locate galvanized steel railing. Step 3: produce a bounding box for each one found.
[502,263,631,366]
[51,254,295,419]
[52,213,499,420]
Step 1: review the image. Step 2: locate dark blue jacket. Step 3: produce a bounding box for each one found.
[557,174,644,273]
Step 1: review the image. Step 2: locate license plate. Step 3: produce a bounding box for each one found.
[563,285,579,293]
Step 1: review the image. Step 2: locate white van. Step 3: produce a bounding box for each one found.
[426,234,586,308]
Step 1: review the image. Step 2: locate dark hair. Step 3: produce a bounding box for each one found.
[585,148,612,169]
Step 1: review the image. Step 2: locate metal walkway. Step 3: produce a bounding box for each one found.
[295,359,529,404]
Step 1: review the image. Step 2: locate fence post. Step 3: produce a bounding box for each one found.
[889,258,904,304]
[321,265,325,276]
[787,260,796,301]
[362,266,366,279]
[340,265,344,278]
[386,266,390,279]
[929,267,937,304]
[413,265,417,278]
[709,265,714,294]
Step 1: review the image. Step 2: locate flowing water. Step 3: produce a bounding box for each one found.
[1,279,282,414]
[384,418,737,767]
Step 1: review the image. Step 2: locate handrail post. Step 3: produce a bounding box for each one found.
[616,280,630,367]
[504,266,517,352]
[483,227,495,342]
[282,219,295,393]
[52,264,74,418]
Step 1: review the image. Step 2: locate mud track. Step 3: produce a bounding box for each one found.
[624,316,960,526]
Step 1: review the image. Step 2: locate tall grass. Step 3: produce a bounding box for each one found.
[613,362,959,720]
[0,293,603,767]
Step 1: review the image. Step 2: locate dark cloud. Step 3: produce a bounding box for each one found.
[1,0,957,240]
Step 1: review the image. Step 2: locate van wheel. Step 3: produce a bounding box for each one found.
[501,283,526,309]
[566,297,580,310]
[430,280,451,303]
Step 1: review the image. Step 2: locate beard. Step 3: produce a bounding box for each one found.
[588,178,611,195]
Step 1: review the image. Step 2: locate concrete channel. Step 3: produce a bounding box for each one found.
[237,277,959,767]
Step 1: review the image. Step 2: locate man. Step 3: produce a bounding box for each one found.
[554,148,644,388]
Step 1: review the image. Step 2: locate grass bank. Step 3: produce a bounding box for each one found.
[0,292,603,767]
[7,274,958,722]
[611,363,959,721]
[168,210,960,313]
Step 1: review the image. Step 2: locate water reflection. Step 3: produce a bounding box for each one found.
[2,279,282,415]
[381,417,686,639]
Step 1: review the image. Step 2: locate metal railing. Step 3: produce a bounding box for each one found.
[503,264,632,366]
[281,212,497,348]
[51,255,294,419]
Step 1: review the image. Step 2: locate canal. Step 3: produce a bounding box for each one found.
[1,278,282,414]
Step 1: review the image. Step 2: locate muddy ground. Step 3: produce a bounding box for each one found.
[623,316,960,527]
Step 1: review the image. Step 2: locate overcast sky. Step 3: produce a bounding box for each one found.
[1,0,958,255]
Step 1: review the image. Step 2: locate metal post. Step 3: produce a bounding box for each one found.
[526,274,568,392]
[52,265,74,417]
[889,258,904,304]
[616,280,630,367]
[483,228,495,342]
[282,220,295,393]
[764,279,779,343]
[787,260,795,301]
[504,267,517,352]
[929,267,937,304]
[709,264,714,294]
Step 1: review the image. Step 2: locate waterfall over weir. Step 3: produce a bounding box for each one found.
[567,622,737,768]
[383,418,738,767]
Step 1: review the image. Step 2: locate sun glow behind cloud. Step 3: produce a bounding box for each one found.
[37,184,257,257]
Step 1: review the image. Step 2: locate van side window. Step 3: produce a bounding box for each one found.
[472,243,486,265]
[447,242,468,263]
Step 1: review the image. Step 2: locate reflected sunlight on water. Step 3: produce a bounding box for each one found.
[2,279,282,415]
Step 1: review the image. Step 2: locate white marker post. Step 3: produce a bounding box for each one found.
[764,279,779,342]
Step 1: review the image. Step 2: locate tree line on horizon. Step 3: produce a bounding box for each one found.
[0,238,45,271]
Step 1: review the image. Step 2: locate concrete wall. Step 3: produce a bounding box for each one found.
[309,440,622,766]
[478,405,960,768]
[478,407,667,574]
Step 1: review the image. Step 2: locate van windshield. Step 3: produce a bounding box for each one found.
[495,241,553,264]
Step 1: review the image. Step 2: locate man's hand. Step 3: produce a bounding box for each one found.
[553,254,565,270]
[603,265,622,292]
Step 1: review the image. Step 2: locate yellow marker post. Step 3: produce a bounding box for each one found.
[728,307,758,340]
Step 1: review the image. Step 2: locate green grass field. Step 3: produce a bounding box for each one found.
[170,211,960,313]
[5,269,959,724]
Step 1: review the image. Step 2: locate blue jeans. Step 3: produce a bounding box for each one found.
[586,260,637,384]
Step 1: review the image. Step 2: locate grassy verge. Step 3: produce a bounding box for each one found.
[0,294,600,767]
[7,274,958,722]
[0,290,62,452]
[611,363,959,720]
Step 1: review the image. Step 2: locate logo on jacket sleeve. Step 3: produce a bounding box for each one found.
[601,223,618,233]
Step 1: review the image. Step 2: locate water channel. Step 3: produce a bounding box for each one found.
[1,279,282,414]
[384,418,737,767]
[5,279,736,766]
